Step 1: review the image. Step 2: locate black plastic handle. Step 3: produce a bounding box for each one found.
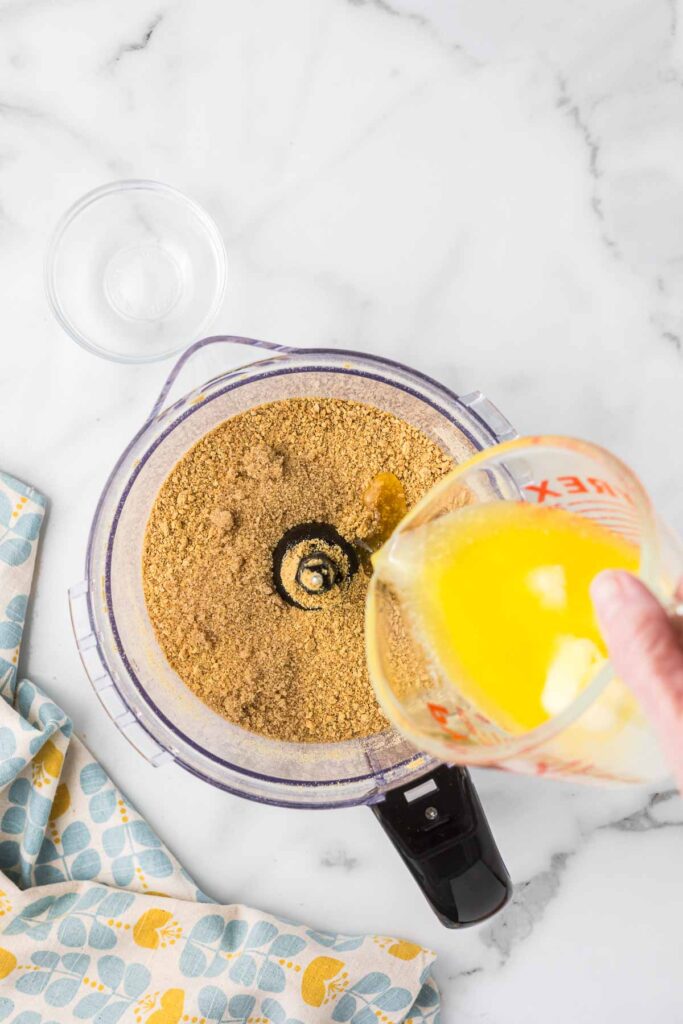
[372,764,511,928]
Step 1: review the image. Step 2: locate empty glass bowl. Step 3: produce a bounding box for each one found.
[45,180,227,363]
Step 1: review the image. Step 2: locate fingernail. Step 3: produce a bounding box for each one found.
[590,570,635,612]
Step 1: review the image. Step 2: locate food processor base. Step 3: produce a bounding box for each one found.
[373,764,512,927]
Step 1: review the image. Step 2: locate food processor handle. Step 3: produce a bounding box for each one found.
[148,335,296,422]
[371,764,511,928]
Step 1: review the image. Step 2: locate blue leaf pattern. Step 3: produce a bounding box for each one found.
[198,986,227,1019]
[0,470,438,1022]
[257,960,286,993]
[0,622,22,649]
[261,997,286,1023]
[12,515,42,542]
[0,539,31,568]
[0,492,11,528]
[5,596,27,624]
[122,963,150,998]
[350,972,390,995]
[332,993,357,1022]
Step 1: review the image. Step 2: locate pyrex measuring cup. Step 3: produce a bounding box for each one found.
[70,335,516,926]
[367,435,683,784]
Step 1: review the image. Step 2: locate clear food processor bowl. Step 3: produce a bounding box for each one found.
[70,336,517,809]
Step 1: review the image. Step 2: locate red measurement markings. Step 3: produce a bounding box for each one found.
[427,703,469,741]
[427,702,497,745]
[524,475,636,506]
[566,500,638,516]
[534,756,632,783]
[566,505,639,523]
[564,499,641,539]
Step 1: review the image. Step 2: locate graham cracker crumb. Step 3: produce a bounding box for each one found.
[142,397,454,743]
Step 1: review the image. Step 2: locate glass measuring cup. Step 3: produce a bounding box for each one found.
[366,435,683,784]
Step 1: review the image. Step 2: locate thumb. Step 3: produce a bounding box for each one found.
[590,570,683,791]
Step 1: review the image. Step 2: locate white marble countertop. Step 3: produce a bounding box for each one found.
[2,0,683,1019]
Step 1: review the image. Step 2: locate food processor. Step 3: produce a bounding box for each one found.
[70,336,517,927]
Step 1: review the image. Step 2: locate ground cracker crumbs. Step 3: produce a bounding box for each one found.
[142,397,454,743]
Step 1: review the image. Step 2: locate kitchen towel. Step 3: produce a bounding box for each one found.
[0,470,441,1024]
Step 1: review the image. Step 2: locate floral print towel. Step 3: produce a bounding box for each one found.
[0,470,441,1024]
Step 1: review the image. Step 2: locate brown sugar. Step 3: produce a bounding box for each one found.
[142,397,454,743]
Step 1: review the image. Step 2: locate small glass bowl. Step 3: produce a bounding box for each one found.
[45,179,227,363]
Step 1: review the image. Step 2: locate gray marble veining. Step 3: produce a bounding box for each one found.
[2,0,682,1019]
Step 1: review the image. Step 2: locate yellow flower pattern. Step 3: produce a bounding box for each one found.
[50,782,71,820]
[388,940,423,961]
[134,908,182,950]
[145,988,185,1024]
[0,889,12,920]
[301,956,348,1007]
[0,947,16,979]
[0,470,439,1023]
[375,935,431,959]
[32,738,64,789]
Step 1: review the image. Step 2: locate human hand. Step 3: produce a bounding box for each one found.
[591,570,683,792]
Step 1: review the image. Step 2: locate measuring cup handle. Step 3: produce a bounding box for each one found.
[148,335,295,422]
[372,765,511,928]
